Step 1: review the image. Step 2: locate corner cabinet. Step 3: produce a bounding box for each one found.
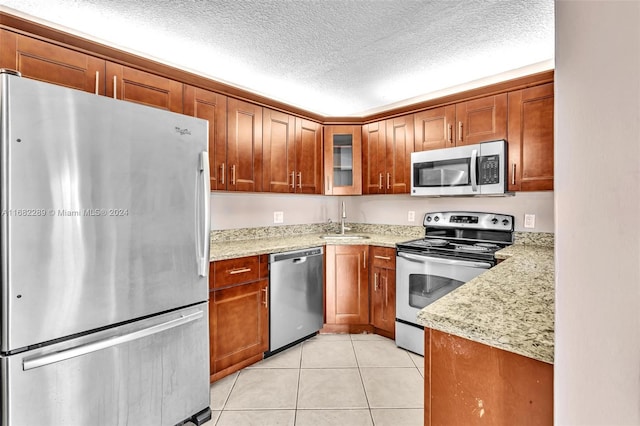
[209,255,269,382]
[507,83,554,191]
[323,125,362,195]
[369,246,396,338]
[324,245,369,327]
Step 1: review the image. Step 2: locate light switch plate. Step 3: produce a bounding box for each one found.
[408,211,416,222]
[274,211,284,224]
[524,214,536,229]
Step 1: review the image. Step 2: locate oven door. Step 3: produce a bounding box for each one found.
[396,251,492,324]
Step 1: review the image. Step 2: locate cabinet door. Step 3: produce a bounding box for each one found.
[362,121,386,194]
[507,83,554,191]
[325,245,369,324]
[323,125,362,195]
[455,94,507,146]
[263,109,295,193]
[227,98,263,192]
[184,86,227,191]
[385,116,414,194]
[105,63,183,113]
[371,267,396,336]
[295,118,323,194]
[209,279,268,375]
[370,246,396,336]
[414,105,455,151]
[0,30,105,94]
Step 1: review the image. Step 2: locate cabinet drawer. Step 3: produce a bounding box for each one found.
[370,247,396,269]
[212,256,260,289]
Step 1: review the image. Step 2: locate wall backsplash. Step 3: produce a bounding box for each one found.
[210,191,554,233]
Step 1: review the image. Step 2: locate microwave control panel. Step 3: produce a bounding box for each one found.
[478,155,500,184]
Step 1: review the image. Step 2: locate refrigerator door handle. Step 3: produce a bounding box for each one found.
[198,151,211,277]
[22,311,203,371]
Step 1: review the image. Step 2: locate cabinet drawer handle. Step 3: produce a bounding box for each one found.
[447,124,452,144]
[297,172,302,189]
[374,255,391,261]
[386,173,391,190]
[262,287,268,309]
[458,121,463,142]
[290,171,295,189]
[363,250,367,269]
[511,163,516,185]
[95,71,99,95]
[378,173,383,190]
[220,162,225,185]
[227,267,251,275]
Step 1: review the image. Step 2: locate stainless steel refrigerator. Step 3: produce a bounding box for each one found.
[0,70,211,426]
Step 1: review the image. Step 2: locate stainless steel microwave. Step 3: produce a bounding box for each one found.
[411,140,507,196]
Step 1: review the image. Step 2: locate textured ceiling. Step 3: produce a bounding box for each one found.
[0,0,554,116]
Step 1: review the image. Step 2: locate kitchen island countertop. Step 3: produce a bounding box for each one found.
[416,243,555,364]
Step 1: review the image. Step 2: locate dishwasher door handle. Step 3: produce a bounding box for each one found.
[292,257,307,264]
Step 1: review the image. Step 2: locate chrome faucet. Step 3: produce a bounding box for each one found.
[340,201,350,234]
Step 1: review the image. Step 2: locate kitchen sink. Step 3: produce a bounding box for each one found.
[319,234,370,240]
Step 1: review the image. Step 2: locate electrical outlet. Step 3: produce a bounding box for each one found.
[524,214,536,229]
[408,211,416,222]
[273,211,284,224]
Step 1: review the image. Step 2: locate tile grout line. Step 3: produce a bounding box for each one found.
[350,335,376,425]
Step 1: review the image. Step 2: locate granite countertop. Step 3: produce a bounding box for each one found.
[416,243,555,364]
[210,232,412,261]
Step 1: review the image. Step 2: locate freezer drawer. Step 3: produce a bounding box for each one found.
[0,303,210,426]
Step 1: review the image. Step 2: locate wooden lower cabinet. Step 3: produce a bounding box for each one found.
[209,255,269,382]
[369,246,396,338]
[324,245,369,330]
[424,328,553,426]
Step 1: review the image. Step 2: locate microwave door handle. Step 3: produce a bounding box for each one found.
[470,148,478,192]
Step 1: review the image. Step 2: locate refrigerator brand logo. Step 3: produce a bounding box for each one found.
[175,127,191,136]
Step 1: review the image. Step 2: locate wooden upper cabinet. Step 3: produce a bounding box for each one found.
[362,121,387,194]
[385,115,414,194]
[323,125,362,195]
[455,94,508,146]
[0,30,105,94]
[414,105,456,151]
[263,109,296,193]
[184,86,227,191]
[508,83,554,191]
[295,118,323,194]
[227,98,263,192]
[105,63,183,113]
[363,117,413,195]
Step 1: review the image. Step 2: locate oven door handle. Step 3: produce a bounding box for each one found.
[397,252,492,269]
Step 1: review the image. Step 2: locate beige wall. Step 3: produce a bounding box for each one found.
[555,1,640,424]
[210,191,554,232]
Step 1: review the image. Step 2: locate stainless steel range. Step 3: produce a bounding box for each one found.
[395,211,514,355]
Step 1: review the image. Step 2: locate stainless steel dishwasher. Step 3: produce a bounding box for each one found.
[268,247,324,354]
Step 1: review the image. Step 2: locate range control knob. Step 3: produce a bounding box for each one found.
[491,218,498,225]
[502,219,510,226]
[426,216,432,222]
[434,216,440,222]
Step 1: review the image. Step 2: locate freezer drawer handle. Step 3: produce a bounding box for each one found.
[22,311,203,371]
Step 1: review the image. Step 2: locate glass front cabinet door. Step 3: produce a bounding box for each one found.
[323,125,362,195]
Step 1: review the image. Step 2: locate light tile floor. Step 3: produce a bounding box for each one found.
[197,333,424,426]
